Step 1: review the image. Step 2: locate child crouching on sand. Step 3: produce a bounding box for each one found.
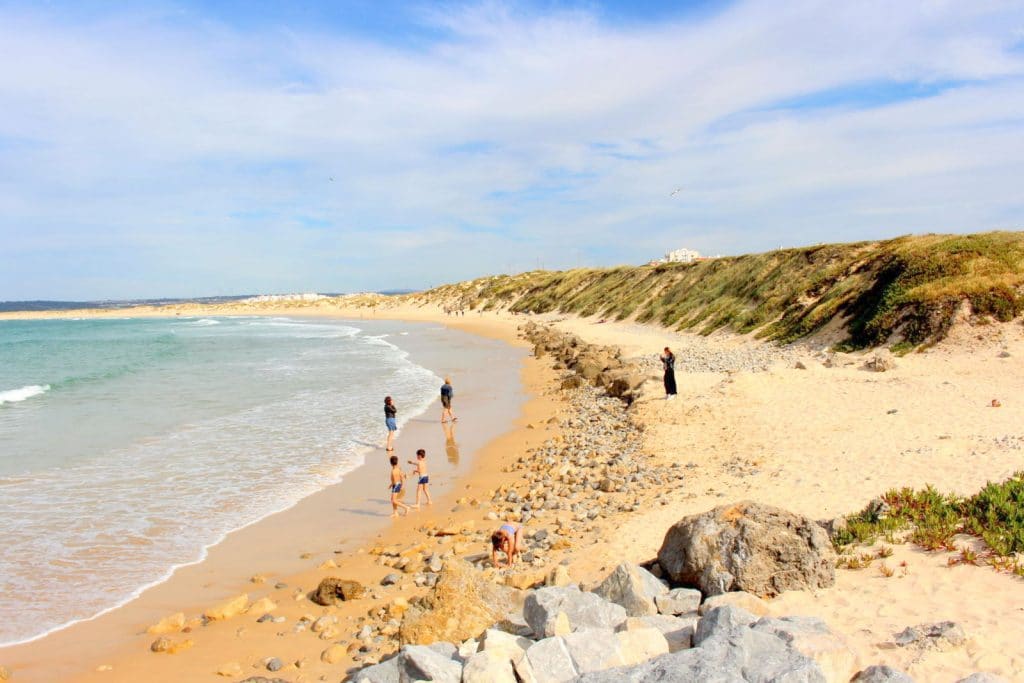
[491,523,522,568]
[388,455,411,517]
[408,448,432,508]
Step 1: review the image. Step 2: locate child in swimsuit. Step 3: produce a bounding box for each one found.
[388,455,410,517]
[384,396,398,452]
[490,523,522,568]
[408,448,432,508]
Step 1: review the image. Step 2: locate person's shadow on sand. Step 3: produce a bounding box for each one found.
[337,504,390,518]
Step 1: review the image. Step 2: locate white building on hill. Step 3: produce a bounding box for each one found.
[650,247,702,265]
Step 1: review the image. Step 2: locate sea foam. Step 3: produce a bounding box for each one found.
[0,384,50,405]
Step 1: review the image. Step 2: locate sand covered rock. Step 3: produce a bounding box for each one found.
[146,612,185,635]
[399,560,516,645]
[591,563,667,617]
[0,665,9,681]
[851,665,915,682]
[203,593,249,621]
[311,577,365,605]
[752,616,856,682]
[657,501,836,597]
[320,644,347,664]
[698,590,771,616]
[461,651,516,683]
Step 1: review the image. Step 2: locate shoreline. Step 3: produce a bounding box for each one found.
[2,301,1024,681]
[0,311,532,681]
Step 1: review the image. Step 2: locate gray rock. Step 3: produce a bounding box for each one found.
[397,645,462,683]
[352,655,400,683]
[239,678,291,683]
[851,665,915,683]
[577,625,825,682]
[693,606,758,646]
[381,573,401,586]
[426,641,459,660]
[517,637,578,683]
[657,501,836,597]
[562,628,626,673]
[523,585,627,638]
[265,657,283,672]
[752,616,855,682]
[654,587,702,616]
[479,628,532,664]
[592,563,668,617]
[894,621,966,650]
[956,674,1010,683]
[624,614,698,652]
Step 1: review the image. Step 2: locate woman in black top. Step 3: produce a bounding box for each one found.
[661,347,677,399]
[384,396,398,451]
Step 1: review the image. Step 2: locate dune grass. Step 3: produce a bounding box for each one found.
[832,473,1024,576]
[411,231,1024,349]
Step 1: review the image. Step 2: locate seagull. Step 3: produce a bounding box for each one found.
[669,187,682,197]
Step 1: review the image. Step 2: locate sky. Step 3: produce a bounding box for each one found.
[1,0,1023,300]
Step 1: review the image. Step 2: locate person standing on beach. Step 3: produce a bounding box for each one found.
[440,377,456,423]
[661,347,677,399]
[388,455,411,516]
[408,448,432,508]
[384,396,398,452]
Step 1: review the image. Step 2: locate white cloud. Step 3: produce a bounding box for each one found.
[0,0,1023,298]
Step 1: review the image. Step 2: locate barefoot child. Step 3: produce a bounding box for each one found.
[490,523,522,568]
[388,455,411,517]
[408,448,432,508]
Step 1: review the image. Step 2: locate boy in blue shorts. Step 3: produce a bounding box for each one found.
[388,455,410,517]
[408,448,432,508]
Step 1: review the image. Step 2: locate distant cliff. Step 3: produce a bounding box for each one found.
[408,231,1024,350]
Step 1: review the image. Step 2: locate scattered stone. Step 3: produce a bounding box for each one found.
[311,577,365,606]
[150,637,172,653]
[248,597,277,615]
[851,664,915,682]
[654,587,701,616]
[547,564,572,587]
[216,662,243,677]
[381,573,401,586]
[658,501,836,597]
[0,666,9,681]
[204,593,249,621]
[893,621,966,651]
[865,351,895,372]
[523,585,627,638]
[592,563,667,617]
[265,657,283,672]
[321,644,347,664]
[146,612,185,635]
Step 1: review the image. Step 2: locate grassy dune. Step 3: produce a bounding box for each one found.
[409,231,1024,349]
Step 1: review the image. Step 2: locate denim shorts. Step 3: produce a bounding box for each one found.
[386,417,397,431]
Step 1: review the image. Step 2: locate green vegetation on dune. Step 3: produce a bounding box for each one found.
[410,231,1024,349]
[833,474,1024,576]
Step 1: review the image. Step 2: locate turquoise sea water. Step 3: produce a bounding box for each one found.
[0,316,439,646]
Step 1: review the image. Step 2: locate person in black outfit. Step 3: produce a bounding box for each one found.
[661,347,677,399]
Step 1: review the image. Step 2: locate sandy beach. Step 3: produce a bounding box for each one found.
[1,299,1023,681]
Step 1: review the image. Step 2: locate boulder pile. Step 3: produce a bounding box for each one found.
[520,322,649,405]
[351,562,842,682]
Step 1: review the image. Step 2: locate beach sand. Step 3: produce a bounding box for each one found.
[1,300,1023,681]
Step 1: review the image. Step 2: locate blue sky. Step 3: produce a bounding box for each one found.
[1,0,1023,299]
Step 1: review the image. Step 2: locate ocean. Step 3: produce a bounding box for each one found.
[0,316,442,647]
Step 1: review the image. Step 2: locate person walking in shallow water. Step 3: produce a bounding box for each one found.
[384,396,397,451]
[661,347,677,399]
[440,377,456,423]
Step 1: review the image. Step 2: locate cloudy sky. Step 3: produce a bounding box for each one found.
[1,0,1023,300]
